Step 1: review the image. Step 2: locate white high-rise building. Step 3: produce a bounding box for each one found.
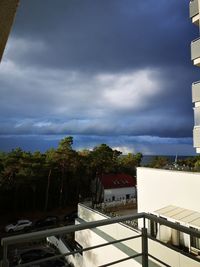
[190,0,200,152]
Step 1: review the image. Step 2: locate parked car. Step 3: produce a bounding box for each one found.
[5,219,32,233]
[34,216,59,229]
[63,211,77,224]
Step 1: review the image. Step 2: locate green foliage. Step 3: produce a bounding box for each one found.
[194,160,200,171]
[89,144,122,174]
[0,137,142,213]
[147,156,169,169]
[119,153,143,175]
[147,155,200,170]
[178,156,198,169]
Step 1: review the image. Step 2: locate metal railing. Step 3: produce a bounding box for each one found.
[1,212,200,267]
[191,37,200,60]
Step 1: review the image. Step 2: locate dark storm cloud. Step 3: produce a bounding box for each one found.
[8,0,197,72]
[0,64,194,138]
[0,0,197,154]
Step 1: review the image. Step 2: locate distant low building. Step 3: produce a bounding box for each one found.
[91,173,136,205]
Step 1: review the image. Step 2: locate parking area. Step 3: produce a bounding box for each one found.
[114,207,137,216]
[0,208,77,239]
[0,209,78,266]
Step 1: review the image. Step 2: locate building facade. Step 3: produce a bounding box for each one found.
[137,167,200,258]
[71,168,200,267]
[99,173,136,203]
[91,173,136,206]
[190,0,200,152]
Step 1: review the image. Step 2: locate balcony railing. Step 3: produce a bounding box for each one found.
[194,126,200,147]
[1,212,200,267]
[191,37,200,63]
[192,81,200,103]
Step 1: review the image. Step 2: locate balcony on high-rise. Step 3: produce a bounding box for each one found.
[192,81,200,103]
[190,0,199,25]
[191,37,200,66]
[192,82,200,151]
[193,127,200,152]
[194,106,200,126]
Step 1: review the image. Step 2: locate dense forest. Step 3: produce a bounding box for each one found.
[0,136,143,214]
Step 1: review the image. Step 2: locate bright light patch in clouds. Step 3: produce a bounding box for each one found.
[0,52,163,121]
[102,70,161,110]
[113,146,135,154]
[33,121,52,128]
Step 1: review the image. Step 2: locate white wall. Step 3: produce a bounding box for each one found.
[104,187,135,202]
[137,167,200,214]
[76,204,200,267]
[47,236,82,266]
[76,204,142,267]
[148,238,200,267]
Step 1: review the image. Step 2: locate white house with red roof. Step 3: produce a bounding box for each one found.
[98,173,136,203]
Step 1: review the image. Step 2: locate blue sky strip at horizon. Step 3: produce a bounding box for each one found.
[0,0,198,155]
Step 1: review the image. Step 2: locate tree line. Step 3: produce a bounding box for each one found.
[146,155,200,170]
[0,136,143,214]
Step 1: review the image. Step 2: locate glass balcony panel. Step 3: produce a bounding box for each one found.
[191,37,200,61]
[193,127,200,148]
[194,107,200,126]
[192,82,200,102]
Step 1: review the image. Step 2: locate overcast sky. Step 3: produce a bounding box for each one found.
[0,0,198,155]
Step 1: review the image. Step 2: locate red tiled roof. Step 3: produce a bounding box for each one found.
[99,173,136,189]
